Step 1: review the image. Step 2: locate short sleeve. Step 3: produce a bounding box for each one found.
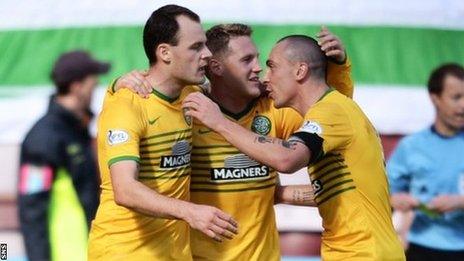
[273,106,304,140]
[98,90,146,167]
[290,102,353,162]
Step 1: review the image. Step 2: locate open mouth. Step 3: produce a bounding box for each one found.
[198,65,207,73]
[455,113,464,121]
[249,76,260,82]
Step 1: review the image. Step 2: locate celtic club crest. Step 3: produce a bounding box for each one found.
[251,115,271,135]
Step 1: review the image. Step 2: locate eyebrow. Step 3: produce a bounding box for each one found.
[240,54,254,61]
[189,40,205,48]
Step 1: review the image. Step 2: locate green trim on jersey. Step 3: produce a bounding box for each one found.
[152,88,179,103]
[140,128,190,142]
[108,155,140,167]
[217,98,258,120]
[110,77,120,94]
[317,186,356,206]
[318,87,335,102]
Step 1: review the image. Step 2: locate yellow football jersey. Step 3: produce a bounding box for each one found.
[191,98,301,261]
[291,90,405,260]
[190,61,353,261]
[327,59,353,99]
[88,86,199,260]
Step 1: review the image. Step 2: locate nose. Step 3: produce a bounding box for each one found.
[202,46,212,60]
[252,58,262,74]
[263,69,270,84]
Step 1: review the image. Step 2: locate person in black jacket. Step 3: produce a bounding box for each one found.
[18,50,110,261]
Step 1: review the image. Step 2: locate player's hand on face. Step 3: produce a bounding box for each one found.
[115,70,153,98]
[184,204,238,242]
[391,193,420,212]
[182,92,225,130]
[428,195,464,213]
[316,26,346,64]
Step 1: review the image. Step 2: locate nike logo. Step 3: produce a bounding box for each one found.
[198,128,213,135]
[148,116,160,125]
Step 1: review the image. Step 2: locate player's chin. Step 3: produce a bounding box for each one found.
[273,95,286,108]
[248,88,261,98]
[274,100,283,108]
[191,75,206,85]
[450,119,464,130]
[271,96,283,108]
[246,82,262,96]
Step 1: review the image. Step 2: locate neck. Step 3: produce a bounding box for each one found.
[146,66,184,98]
[292,80,330,115]
[209,79,254,114]
[55,95,84,119]
[434,118,459,137]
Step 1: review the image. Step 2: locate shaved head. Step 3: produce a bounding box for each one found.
[277,35,327,80]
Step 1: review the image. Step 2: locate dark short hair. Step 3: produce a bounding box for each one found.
[51,50,110,95]
[143,5,200,65]
[206,23,252,56]
[428,63,464,95]
[277,35,327,80]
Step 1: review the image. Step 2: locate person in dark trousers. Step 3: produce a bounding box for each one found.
[18,50,110,261]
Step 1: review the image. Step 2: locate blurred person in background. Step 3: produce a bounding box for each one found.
[388,63,464,260]
[18,50,110,261]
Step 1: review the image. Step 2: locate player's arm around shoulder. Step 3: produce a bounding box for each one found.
[183,92,312,173]
[108,70,153,98]
[108,70,208,99]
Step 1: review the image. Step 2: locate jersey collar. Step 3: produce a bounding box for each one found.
[209,95,258,121]
[152,88,179,103]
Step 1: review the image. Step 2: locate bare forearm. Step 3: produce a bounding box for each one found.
[115,181,192,219]
[276,185,316,206]
[183,92,310,172]
[216,119,305,172]
[111,161,193,220]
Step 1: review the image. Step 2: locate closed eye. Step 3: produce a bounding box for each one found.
[190,42,204,51]
[266,60,274,68]
[241,55,253,63]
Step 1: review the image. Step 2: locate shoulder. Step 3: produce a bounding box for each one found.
[183,85,203,95]
[106,88,142,103]
[102,89,144,114]
[306,94,346,119]
[24,115,61,141]
[174,85,202,102]
[22,118,61,156]
[398,128,431,149]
